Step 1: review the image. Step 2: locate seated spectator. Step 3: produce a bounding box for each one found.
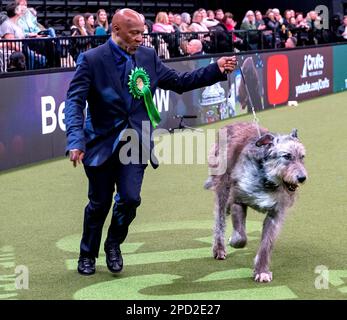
[168,11,175,26]
[152,12,175,33]
[0,2,46,70]
[7,50,26,71]
[189,10,211,51]
[95,9,110,35]
[71,15,87,36]
[84,12,95,36]
[16,0,56,38]
[173,14,182,31]
[203,10,219,28]
[189,10,209,32]
[336,15,347,40]
[208,15,233,53]
[198,8,207,20]
[214,9,224,23]
[179,12,191,32]
[285,36,297,48]
[186,39,204,56]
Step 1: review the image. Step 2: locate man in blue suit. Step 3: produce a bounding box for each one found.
[65,8,237,275]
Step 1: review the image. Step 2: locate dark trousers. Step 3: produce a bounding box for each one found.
[80,151,147,258]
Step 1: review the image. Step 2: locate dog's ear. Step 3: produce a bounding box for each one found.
[290,128,298,138]
[255,133,274,147]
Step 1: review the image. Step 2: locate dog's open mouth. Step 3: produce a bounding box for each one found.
[283,181,298,192]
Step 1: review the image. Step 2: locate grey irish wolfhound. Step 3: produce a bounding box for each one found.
[204,122,307,282]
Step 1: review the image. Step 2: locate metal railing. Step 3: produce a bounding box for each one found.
[0,28,337,73]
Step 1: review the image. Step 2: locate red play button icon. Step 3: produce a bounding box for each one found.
[267,55,289,105]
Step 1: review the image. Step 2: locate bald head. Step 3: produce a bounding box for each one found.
[111,8,144,54]
[187,39,203,55]
[112,8,143,29]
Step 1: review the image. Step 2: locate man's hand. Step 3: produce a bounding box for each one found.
[217,56,238,74]
[69,149,85,167]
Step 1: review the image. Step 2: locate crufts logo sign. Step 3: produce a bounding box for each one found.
[267,55,289,105]
[301,54,324,79]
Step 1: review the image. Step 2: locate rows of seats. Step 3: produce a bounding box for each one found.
[0,0,195,34]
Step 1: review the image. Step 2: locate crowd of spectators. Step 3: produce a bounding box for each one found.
[1,1,347,72]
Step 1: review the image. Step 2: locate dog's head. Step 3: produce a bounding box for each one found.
[255,129,307,193]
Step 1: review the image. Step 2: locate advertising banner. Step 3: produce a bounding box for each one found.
[0,44,339,171]
[333,44,347,93]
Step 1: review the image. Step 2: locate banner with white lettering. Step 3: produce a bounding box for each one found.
[0,44,340,171]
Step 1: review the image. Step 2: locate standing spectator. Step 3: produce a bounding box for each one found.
[266,10,281,48]
[306,10,323,44]
[240,10,258,50]
[240,10,256,31]
[84,12,95,36]
[208,12,234,53]
[272,8,283,24]
[95,9,110,35]
[336,15,347,40]
[255,10,266,30]
[282,10,292,27]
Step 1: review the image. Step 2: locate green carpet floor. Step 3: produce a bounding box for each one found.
[1,91,347,300]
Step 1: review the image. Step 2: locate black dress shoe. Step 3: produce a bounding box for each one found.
[77,256,96,275]
[105,244,123,273]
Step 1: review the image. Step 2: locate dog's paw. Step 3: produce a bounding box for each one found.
[213,246,226,260]
[254,272,273,283]
[228,231,247,249]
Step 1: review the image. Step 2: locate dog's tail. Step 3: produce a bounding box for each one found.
[203,176,214,190]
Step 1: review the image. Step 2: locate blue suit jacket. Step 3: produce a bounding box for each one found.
[65,39,226,167]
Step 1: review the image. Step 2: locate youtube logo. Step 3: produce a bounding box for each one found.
[267,55,289,105]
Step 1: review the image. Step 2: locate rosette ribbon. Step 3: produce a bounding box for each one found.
[128,67,161,128]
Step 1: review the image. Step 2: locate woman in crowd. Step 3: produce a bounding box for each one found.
[179,12,191,32]
[203,10,219,28]
[71,15,87,36]
[95,9,110,35]
[152,11,175,33]
[84,12,95,36]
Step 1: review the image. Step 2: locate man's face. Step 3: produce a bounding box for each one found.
[113,17,144,55]
[215,11,224,21]
[344,17,347,26]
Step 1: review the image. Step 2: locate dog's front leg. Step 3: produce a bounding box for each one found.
[229,203,247,248]
[254,212,285,282]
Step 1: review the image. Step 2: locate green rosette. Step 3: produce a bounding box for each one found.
[128,67,161,128]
